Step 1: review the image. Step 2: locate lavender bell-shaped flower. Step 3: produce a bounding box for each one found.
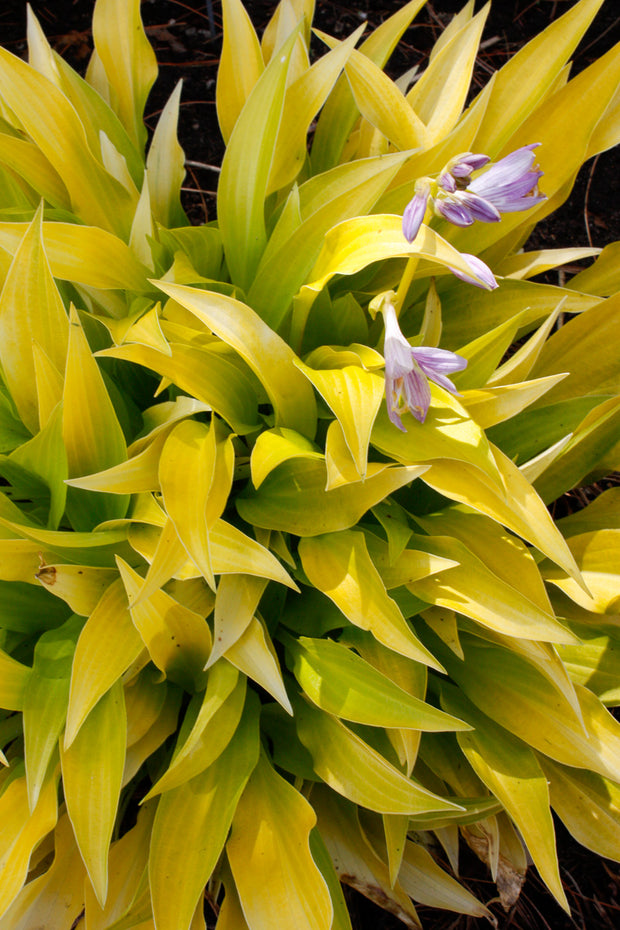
[468,143,546,213]
[382,300,467,429]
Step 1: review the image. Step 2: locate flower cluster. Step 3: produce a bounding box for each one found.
[402,144,545,242]
[380,298,467,429]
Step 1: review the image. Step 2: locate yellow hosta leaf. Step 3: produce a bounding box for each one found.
[325,420,390,490]
[84,803,155,930]
[60,680,126,906]
[461,375,567,429]
[303,216,491,297]
[541,529,620,613]
[227,750,333,930]
[299,530,443,669]
[406,6,488,142]
[210,574,268,667]
[92,0,157,149]
[472,0,605,155]
[218,30,298,291]
[267,26,364,194]
[0,221,151,290]
[217,0,264,143]
[0,812,86,930]
[146,81,186,228]
[0,132,70,209]
[0,204,68,434]
[421,442,583,587]
[285,635,467,731]
[312,786,420,928]
[155,282,318,438]
[0,647,31,711]
[225,616,292,714]
[145,662,244,798]
[0,769,59,918]
[316,36,428,151]
[441,684,568,911]
[0,49,135,235]
[122,685,181,787]
[130,518,189,605]
[442,634,620,784]
[295,696,461,816]
[238,457,426,536]
[63,306,129,531]
[149,695,260,930]
[537,755,620,862]
[65,430,167,496]
[98,341,260,434]
[117,557,212,691]
[251,428,322,489]
[65,578,143,748]
[35,562,118,616]
[32,343,64,430]
[295,361,385,477]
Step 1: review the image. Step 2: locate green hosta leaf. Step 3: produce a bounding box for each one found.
[0,205,68,434]
[299,530,442,669]
[0,768,59,918]
[65,578,143,748]
[438,279,599,351]
[8,404,68,529]
[285,635,468,731]
[23,615,82,809]
[537,755,620,862]
[60,680,126,906]
[227,750,333,930]
[238,457,426,536]
[154,282,317,438]
[555,621,620,705]
[91,0,157,150]
[441,683,568,912]
[149,693,260,930]
[0,579,69,634]
[295,695,461,816]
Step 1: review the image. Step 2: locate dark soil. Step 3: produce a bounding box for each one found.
[1,2,620,928]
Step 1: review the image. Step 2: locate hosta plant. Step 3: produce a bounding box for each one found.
[0,0,620,928]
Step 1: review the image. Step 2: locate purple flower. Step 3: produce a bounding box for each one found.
[402,144,545,242]
[468,143,545,213]
[448,253,499,290]
[402,180,431,242]
[382,300,467,429]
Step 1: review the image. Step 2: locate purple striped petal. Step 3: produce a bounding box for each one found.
[402,186,430,242]
[449,253,498,290]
